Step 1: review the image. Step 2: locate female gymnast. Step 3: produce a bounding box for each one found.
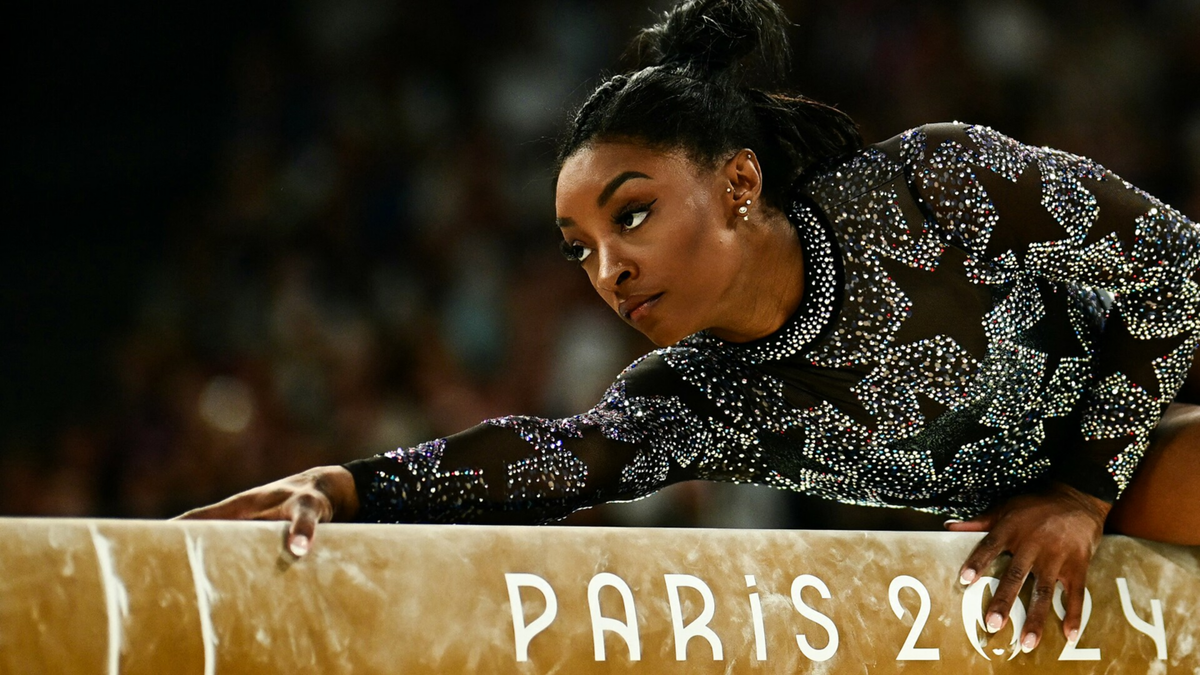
[180,0,1200,655]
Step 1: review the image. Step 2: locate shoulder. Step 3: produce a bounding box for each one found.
[616,341,744,398]
[614,348,696,398]
[895,122,1115,187]
[903,121,978,145]
[615,350,674,385]
[873,121,1009,163]
[800,122,1014,207]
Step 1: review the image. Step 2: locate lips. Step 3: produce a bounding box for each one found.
[619,292,664,321]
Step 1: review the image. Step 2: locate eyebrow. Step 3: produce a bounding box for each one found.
[556,170,652,230]
[597,170,651,207]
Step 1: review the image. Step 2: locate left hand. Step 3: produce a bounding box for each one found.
[173,466,360,558]
[945,482,1111,653]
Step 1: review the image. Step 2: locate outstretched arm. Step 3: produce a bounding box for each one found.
[177,352,722,550]
[341,361,714,525]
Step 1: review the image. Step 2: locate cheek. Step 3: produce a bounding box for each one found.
[662,199,716,258]
[673,216,735,286]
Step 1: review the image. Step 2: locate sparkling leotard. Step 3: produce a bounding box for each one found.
[344,123,1200,522]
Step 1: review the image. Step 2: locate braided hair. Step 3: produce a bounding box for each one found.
[556,0,862,210]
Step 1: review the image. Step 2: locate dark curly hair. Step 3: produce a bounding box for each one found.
[556,0,862,211]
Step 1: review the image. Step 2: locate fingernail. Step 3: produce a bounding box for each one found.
[1022,633,1037,653]
[986,613,1003,633]
[960,568,977,585]
[944,519,963,528]
[289,534,310,557]
[1067,628,1079,644]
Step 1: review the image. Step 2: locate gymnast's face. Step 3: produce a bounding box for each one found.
[555,141,746,346]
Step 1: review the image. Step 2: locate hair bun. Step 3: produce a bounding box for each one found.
[633,0,791,80]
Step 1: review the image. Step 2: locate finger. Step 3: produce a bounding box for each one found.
[174,493,260,521]
[984,552,1033,634]
[285,493,323,558]
[958,530,1004,586]
[1020,570,1058,653]
[173,504,222,521]
[1062,575,1086,643]
[945,513,996,532]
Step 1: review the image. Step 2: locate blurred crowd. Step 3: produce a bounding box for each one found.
[4,0,1197,529]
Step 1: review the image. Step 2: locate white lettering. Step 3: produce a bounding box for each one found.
[746,575,767,661]
[790,574,839,662]
[888,575,939,660]
[1052,584,1099,661]
[1116,578,1167,660]
[505,573,558,662]
[961,577,1025,661]
[664,574,723,660]
[587,573,640,661]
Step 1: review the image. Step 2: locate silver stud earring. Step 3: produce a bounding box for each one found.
[739,198,752,220]
[726,187,732,193]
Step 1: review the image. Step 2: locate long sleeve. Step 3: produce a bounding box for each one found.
[342,352,723,524]
[907,122,1200,501]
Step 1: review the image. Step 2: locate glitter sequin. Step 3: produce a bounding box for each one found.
[359,439,490,523]
[346,122,1200,523]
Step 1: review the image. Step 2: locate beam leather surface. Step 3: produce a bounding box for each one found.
[0,518,1196,674]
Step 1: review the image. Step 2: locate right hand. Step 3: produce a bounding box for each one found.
[946,482,1108,653]
[173,466,360,558]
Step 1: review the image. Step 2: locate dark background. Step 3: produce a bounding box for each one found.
[4,0,1198,526]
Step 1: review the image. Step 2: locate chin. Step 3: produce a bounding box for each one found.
[645,333,674,347]
[617,301,698,346]
[638,322,691,347]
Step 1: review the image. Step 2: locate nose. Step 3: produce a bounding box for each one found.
[595,246,636,292]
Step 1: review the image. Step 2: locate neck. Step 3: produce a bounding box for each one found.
[708,210,806,343]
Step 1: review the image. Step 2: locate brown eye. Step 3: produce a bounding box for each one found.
[622,210,649,230]
[616,199,656,231]
[559,240,592,263]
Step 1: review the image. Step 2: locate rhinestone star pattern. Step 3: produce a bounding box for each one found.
[346,122,1199,523]
[355,439,491,523]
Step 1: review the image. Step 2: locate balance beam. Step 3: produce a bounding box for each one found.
[0,518,1196,673]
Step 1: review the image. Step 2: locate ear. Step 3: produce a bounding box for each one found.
[720,148,763,221]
